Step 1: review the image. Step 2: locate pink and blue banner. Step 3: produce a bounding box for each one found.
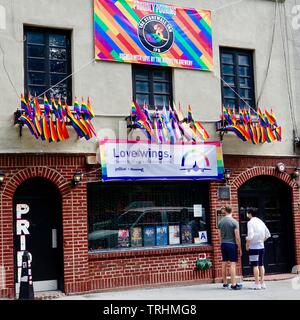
[94,0,213,70]
[99,140,224,181]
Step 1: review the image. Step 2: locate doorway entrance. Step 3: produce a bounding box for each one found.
[238,175,295,276]
[13,178,63,293]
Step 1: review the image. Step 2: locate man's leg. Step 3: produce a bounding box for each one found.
[259,266,265,284]
[230,262,237,286]
[253,266,260,285]
[222,262,228,284]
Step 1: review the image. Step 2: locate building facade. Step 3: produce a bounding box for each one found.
[0,0,299,298]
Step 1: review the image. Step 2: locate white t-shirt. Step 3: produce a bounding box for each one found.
[246,217,271,249]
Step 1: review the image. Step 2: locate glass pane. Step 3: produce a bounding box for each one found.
[222,64,234,75]
[136,94,149,106]
[28,72,46,85]
[240,99,253,108]
[28,58,45,71]
[240,88,251,99]
[223,76,235,86]
[136,81,149,93]
[238,55,250,66]
[50,74,67,86]
[27,32,45,45]
[221,53,233,64]
[28,85,46,97]
[87,182,210,251]
[49,47,66,60]
[50,85,68,100]
[50,60,67,73]
[239,77,251,88]
[153,70,168,80]
[239,66,250,76]
[224,98,236,109]
[28,45,45,58]
[154,95,170,109]
[135,69,149,80]
[49,34,66,47]
[154,82,169,93]
[223,87,235,98]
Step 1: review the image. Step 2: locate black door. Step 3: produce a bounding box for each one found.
[13,178,63,291]
[238,176,295,276]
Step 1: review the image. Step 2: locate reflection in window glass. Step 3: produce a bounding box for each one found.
[88,182,210,252]
[49,34,66,47]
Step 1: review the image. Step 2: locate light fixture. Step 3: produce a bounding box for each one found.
[0,171,5,184]
[224,169,231,181]
[276,162,286,173]
[291,168,300,179]
[71,171,82,187]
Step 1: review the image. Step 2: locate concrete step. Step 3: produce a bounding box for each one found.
[34,291,65,300]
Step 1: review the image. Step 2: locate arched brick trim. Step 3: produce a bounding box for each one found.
[231,166,298,190]
[231,166,300,268]
[0,166,71,298]
[2,166,71,199]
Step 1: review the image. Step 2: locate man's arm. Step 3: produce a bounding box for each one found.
[234,228,242,256]
[245,221,253,251]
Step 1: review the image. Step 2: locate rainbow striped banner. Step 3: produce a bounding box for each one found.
[100,140,224,181]
[94,0,213,70]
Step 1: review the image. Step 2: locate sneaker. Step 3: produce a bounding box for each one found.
[261,283,267,289]
[250,283,261,290]
[231,284,242,290]
[222,284,229,289]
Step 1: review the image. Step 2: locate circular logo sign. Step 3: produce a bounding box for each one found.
[138,15,174,53]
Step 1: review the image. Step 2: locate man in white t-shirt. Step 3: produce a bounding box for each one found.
[246,208,271,290]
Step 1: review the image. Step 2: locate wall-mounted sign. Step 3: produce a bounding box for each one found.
[218,186,230,200]
[99,140,224,181]
[16,204,32,283]
[94,0,213,70]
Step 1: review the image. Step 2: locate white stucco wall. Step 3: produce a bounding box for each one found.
[0,0,298,155]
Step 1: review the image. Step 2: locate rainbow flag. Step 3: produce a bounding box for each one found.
[94,0,213,71]
[19,115,38,139]
[87,97,95,119]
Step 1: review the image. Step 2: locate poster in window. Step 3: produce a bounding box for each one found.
[143,226,156,247]
[130,227,142,247]
[169,225,180,245]
[181,224,193,244]
[156,225,168,246]
[117,228,130,247]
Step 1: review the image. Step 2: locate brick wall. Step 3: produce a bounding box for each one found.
[0,154,92,298]
[210,155,300,280]
[88,246,214,291]
[0,153,299,298]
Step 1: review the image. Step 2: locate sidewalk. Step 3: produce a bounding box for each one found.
[57,277,300,300]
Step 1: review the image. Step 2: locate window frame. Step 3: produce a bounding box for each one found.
[132,64,173,110]
[220,47,256,112]
[24,26,72,105]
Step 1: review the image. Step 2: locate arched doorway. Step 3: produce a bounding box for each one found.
[238,175,295,276]
[13,178,63,293]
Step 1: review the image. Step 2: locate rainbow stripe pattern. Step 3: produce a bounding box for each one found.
[94,0,213,70]
[221,107,282,144]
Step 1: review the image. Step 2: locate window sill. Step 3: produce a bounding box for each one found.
[88,244,213,260]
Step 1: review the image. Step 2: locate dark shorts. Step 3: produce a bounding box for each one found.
[249,249,265,267]
[221,243,238,262]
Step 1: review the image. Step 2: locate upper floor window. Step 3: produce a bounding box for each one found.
[24,27,72,104]
[220,48,255,111]
[132,65,173,110]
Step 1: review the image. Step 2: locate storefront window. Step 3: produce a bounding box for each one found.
[88,181,210,252]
